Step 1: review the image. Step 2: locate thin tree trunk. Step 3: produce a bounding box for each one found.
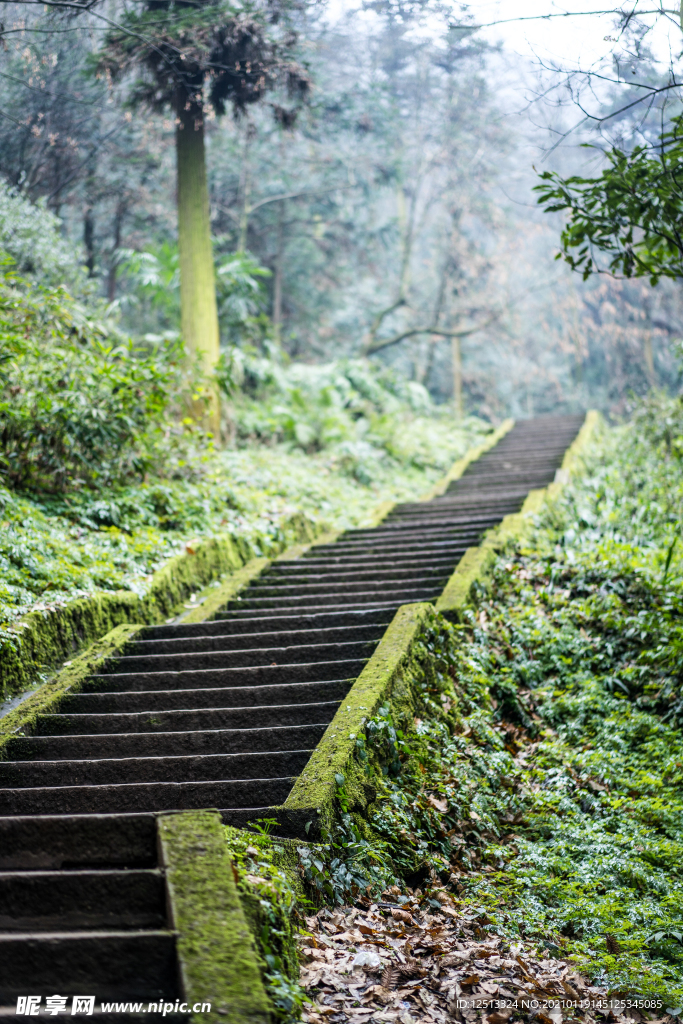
[643,331,655,384]
[107,200,124,303]
[83,206,96,277]
[273,199,284,344]
[238,119,253,252]
[452,334,463,419]
[176,92,220,432]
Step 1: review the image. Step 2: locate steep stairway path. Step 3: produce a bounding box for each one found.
[0,414,585,1003]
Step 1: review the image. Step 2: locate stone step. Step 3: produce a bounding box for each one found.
[257,563,456,584]
[84,658,367,694]
[143,609,394,641]
[63,678,351,715]
[127,623,386,656]
[242,575,449,597]
[0,813,158,870]
[229,586,442,610]
[0,776,296,816]
[0,749,312,788]
[100,640,378,675]
[274,552,466,571]
[214,600,404,620]
[0,869,166,931]
[7,723,328,762]
[0,930,178,1000]
[34,698,342,736]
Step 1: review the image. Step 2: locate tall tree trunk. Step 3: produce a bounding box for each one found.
[176,92,220,432]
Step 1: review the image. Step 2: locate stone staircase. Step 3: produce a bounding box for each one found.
[0,414,585,1005]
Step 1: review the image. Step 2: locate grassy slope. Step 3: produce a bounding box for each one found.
[0,417,489,628]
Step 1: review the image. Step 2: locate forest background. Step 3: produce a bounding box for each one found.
[2,0,680,423]
[2,0,683,630]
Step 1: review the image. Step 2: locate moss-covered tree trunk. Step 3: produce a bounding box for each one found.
[176,94,220,432]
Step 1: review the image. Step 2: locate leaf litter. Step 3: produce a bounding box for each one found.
[298,887,676,1024]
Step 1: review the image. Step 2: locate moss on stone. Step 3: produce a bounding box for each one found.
[0,512,320,701]
[435,411,602,621]
[0,623,143,758]
[181,557,271,624]
[158,810,272,1024]
[282,602,434,834]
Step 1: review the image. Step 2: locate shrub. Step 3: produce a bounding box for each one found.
[0,260,187,492]
[0,183,87,291]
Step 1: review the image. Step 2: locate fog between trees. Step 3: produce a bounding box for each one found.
[0,0,680,421]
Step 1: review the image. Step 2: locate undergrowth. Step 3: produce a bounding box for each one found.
[288,409,683,1010]
[226,825,311,1023]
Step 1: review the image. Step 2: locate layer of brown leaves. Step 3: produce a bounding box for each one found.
[297,887,676,1024]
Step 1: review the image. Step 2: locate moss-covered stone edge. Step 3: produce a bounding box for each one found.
[278,602,433,837]
[181,556,271,624]
[158,810,272,1024]
[0,622,144,757]
[0,510,319,701]
[435,410,602,621]
[421,417,514,501]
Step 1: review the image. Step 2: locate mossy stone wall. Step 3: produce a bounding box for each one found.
[0,512,319,701]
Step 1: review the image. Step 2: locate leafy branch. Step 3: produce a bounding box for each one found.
[535,114,683,283]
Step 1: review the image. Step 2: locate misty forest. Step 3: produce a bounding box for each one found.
[1,0,683,1019]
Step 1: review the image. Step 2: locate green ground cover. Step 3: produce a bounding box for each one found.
[0,238,491,629]
[0,407,488,629]
[295,406,683,1008]
[0,431,486,628]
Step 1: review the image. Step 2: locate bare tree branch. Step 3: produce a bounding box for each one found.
[248,184,357,214]
[364,314,500,356]
[454,7,675,32]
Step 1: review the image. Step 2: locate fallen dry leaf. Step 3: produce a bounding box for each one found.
[297,885,611,1024]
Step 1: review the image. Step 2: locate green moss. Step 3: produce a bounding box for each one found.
[282,602,434,834]
[0,623,142,757]
[158,810,271,1024]
[181,556,271,624]
[0,512,318,701]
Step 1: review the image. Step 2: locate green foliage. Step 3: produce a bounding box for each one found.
[225,826,309,1023]
[117,243,181,335]
[0,183,87,291]
[297,810,397,905]
[218,348,488,483]
[0,261,189,492]
[535,116,683,283]
[118,245,271,344]
[216,251,271,345]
